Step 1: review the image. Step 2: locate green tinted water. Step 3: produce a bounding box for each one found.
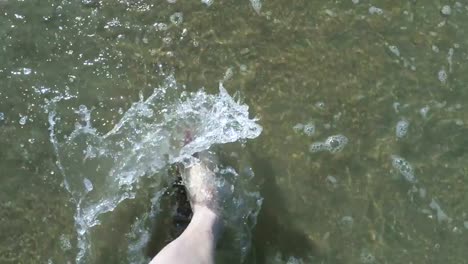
[1,0,468,263]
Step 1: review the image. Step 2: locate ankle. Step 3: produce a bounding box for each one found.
[193,205,220,222]
[190,205,224,241]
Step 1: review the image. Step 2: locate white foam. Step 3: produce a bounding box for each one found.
[325,134,348,153]
[59,234,72,251]
[369,6,383,15]
[310,134,348,153]
[441,5,452,16]
[249,0,262,14]
[292,123,304,133]
[222,67,234,82]
[201,0,213,6]
[170,12,183,25]
[83,178,93,193]
[438,68,447,83]
[309,142,329,153]
[391,155,416,183]
[303,123,315,136]
[0,112,4,121]
[153,22,168,31]
[286,257,304,264]
[396,119,409,138]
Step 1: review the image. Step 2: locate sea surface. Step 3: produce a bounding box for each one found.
[1,0,468,263]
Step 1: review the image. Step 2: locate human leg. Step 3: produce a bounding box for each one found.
[150,158,223,264]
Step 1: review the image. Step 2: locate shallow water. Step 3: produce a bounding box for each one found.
[1,0,468,263]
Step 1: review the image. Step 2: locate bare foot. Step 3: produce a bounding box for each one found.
[181,152,220,215]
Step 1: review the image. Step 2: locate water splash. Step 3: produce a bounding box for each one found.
[48,76,262,263]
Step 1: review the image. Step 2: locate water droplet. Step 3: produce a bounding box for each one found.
[23,68,32,75]
[14,14,25,20]
[326,175,337,185]
[315,101,325,109]
[388,45,400,57]
[292,123,304,133]
[19,115,28,125]
[420,106,430,119]
[163,37,172,45]
[360,249,376,263]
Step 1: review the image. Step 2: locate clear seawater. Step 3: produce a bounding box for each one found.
[1,0,468,263]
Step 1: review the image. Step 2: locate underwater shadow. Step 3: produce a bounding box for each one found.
[248,153,326,263]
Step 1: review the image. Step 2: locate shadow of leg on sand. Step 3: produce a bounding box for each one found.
[248,153,330,263]
[145,166,193,259]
